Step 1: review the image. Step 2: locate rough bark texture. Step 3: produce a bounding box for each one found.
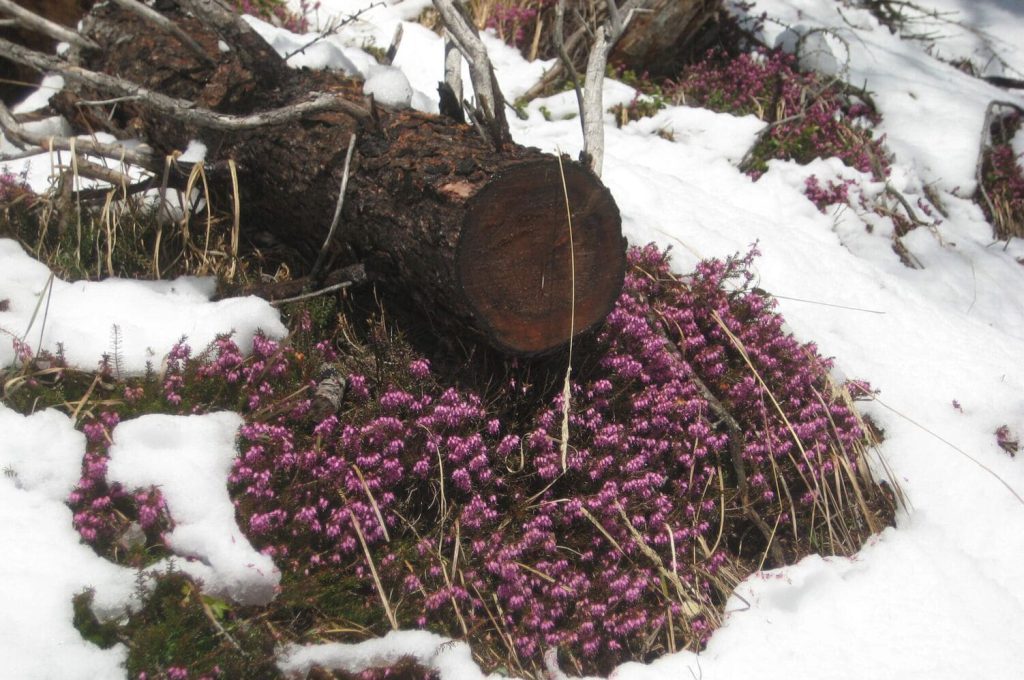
[0,0,93,105]
[611,0,721,75]
[53,2,625,355]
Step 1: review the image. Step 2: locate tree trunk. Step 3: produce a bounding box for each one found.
[611,0,721,76]
[52,2,625,356]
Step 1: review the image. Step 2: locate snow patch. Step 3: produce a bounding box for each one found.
[107,412,281,607]
[0,239,287,373]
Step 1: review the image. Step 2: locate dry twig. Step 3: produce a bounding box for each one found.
[0,99,156,168]
[0,36,372,129]
[432,0,511,147]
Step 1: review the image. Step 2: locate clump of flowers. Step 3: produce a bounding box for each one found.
[996,425,1019,457]
[0,167,32,204]
[68,410,171,561]
[485,0,553,49]
[0,167,35,233]
[977,112,1024,240]
[669,50,890,179]
[58,247,891,676]
[223,245,892,675]
[804,175,857,212]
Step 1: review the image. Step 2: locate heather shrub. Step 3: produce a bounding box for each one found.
[74,572,278,680]
[996,425,1019,457]
[481,0,553,49]
[0,167,31,204]
[668,50,890,179]
[0,168,35,237]
[224,245,892,675]
[35,245,893,677]
[977,111,1024,240]
[803,175,857,212]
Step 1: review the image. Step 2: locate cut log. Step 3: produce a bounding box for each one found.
[42,2,626,355]
[611,0,721,75]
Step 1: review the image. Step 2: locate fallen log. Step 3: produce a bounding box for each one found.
[13,1,626,356]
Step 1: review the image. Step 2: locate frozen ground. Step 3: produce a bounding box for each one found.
[2,0,1023,678]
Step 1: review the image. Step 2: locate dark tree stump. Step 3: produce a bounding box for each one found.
[52,2,625,355]
[611,0,721,76]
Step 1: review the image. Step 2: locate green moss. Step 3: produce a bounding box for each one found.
[72,590,122,650]
[111,571,278,679]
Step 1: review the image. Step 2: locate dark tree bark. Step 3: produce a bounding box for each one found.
[610,0,721,75]
[45,2,625,355]
[0,0,93,105]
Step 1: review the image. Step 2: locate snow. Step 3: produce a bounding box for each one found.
[3,0,1024,678]
[106,412,281,607]
[753,0,1024,192]
[0,238,287,373]
[363,65,414,108]
[278,631,486,680]
[0,405,136,680]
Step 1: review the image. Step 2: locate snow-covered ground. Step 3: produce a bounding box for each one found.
[2,0,1024,678]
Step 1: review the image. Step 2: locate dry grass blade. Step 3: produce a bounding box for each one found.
[613,505,708,623]
[351,464,390,542]
[346,506,398,630]
[874,397,1024,506]
[227,159,240,280]
[555,152,576,473]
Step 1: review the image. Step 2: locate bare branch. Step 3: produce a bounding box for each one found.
[443,31,463,103]
[65,157,134,188]
[579,0,642,175]
[517,0,647,105]
[582,26,608,175]
[384,24,403,66]
[310,133,357,282]
[0,98,157,168]
[269,278,359,306]
[0,0,99,51]
[0,36,372,130]
[555,0,585,138]
[107,0,215,66]
[517,25,588,104]
[283,2,385,62]
[432,0,511,147]
[605,0,625,36]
